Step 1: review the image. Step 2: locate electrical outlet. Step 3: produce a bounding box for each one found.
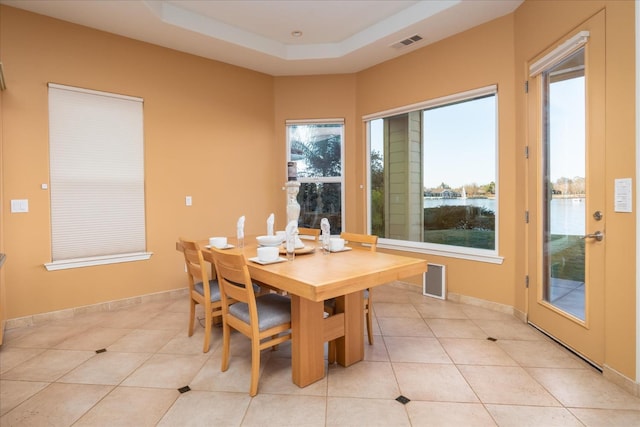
[185,196,192,206]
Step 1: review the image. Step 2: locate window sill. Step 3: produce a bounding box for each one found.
[44,252,152,271]
[378,241,503,264]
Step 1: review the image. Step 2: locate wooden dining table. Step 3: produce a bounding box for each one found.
[181,237,427,388]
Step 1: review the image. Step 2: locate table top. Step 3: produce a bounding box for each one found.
[196,239,427,302]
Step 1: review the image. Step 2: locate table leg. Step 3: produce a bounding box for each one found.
[290,295,325,387]
[335,290,364,366]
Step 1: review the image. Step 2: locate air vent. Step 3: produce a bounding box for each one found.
[390,34,423,50]
[423,263,446,300]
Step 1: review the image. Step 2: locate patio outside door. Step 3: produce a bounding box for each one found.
[526,12,605,366]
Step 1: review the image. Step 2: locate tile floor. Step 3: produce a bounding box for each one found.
[1,282,640,426]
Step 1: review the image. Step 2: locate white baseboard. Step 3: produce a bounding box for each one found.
[448,291,525,321]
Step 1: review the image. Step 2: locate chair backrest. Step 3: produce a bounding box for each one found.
[179,238,211,294]
[210,249,258,322]
[298,227,321,241]
[340,232,378,252]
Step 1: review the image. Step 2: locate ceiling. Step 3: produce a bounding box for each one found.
[1,0,523,76]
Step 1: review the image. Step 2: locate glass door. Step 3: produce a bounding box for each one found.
[526,12,605,366]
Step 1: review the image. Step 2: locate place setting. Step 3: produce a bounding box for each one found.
[248,214,309,264]
[205,236,234,250]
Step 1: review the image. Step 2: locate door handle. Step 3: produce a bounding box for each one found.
[581,231,604,242]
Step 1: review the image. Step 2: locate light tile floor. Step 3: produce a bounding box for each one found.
[2,282,640,426]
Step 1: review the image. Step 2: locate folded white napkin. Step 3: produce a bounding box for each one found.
[267,213,274,236]
[237,215,245,240]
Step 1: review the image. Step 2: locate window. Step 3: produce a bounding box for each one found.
[366,86,498,260]
[286,120,344,233]
[45,84,150,270]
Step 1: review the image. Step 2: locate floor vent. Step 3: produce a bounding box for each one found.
[423,263,446,299]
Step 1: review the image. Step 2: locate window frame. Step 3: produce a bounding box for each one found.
[285,119,345,233]
[364,86,503,264]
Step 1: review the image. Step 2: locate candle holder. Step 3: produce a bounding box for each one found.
[285,181,303,248]
[286,181,301,224]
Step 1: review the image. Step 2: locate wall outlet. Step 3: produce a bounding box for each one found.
[185,196,192,206]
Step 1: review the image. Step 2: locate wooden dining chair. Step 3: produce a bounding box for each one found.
[298,227,320,241]
[179,237,222,353]
[210,248,292,397]
[325,232,378,363]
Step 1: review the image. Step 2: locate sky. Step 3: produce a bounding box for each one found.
[549,76,585,182]
[370,95,496,189]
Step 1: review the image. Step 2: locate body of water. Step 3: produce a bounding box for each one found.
[424,197,585,236]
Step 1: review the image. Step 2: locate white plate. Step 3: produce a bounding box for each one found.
[248,256,287,265]
[329,246,352,253]
[205,244,235,250]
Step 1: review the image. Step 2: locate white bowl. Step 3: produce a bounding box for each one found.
[256,235,284,247]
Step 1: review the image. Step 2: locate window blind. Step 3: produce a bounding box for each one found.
[529,31,589,77]
[47,84,148,267]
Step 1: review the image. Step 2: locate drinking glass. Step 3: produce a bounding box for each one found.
[286,233,296,261]
[322,233,330,255]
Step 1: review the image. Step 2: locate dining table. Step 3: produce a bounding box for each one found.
[179,236,427,388]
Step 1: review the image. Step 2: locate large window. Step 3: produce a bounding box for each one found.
[366,86,498,258]
[46,84,150,270]
[286,120,344,233]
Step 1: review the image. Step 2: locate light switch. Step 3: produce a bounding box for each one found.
[185,196,192,206]
[11,199,29,213]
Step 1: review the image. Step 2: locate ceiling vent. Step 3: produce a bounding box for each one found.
[390,34,423,50]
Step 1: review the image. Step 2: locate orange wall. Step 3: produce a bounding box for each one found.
[0,1,636,378]
[1,6,280,316]
[514,0,636,380]
[355,14,519,307]
[273,75,358,229]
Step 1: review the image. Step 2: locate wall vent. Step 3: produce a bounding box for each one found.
[390,34,423,50]
[423,263,446,300]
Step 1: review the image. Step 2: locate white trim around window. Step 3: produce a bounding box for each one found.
[362,85,497,122]
[365,85,501,263]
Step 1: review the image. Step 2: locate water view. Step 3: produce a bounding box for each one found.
[424,197,585,236]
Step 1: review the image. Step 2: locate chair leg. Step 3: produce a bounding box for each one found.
[249,338,260,396]
[221,322,231,372]
[366,305,374,345]
[366,290,374,345]
[188,299,196,337]
[203,306,212,353]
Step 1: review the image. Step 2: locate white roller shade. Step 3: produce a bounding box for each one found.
[529,31,589,77]
[48,84,147,265]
